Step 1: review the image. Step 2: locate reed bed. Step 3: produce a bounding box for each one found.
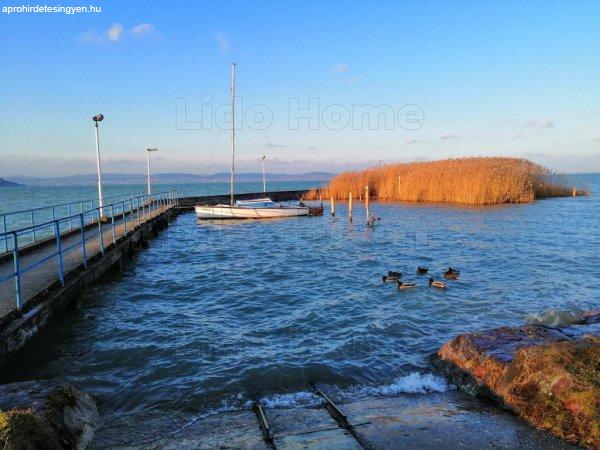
[306,157,585,205]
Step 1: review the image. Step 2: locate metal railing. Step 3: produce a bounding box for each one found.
[0,192,146,253]
[0,190,178,312]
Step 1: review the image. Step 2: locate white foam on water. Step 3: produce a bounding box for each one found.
[253,391,322,408]
[340,372,453,399]
[243,372,452,410]
[526,308,585,327]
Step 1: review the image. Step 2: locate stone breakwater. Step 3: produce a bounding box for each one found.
[432,310,600,449]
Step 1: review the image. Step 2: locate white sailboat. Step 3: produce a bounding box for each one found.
[195,63,318,220]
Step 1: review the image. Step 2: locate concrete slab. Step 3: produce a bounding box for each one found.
[93,410,268,450]
[266,406,361,450]
[341,392,577,449]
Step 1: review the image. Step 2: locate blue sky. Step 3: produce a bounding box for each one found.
[1,0,599,176]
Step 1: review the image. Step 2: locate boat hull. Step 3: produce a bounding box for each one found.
[195,204,311,219]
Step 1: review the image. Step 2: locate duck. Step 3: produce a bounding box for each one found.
[416,266,428,275]
[397,281,416,290]
[388,271,402,278]
[382,274,399,283]
[443,267,460,280]
[429,278,447,289]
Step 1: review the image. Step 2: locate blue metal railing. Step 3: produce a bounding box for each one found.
[0,190,178,312]
[0,192,146,253]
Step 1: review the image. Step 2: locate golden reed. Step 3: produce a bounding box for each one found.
[305,157,586,205]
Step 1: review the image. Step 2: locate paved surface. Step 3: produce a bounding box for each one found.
[0,204,172,319]
[93,391,576,449]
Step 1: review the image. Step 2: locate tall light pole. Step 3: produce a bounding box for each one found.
[146,148,158,196]
[261,155,266,193]
[92,114,104,217]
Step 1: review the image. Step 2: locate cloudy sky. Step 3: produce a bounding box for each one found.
[1,1,599,176]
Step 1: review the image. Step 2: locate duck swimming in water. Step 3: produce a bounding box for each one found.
[429,278,447,289]
[443,267,460,280]
[397,281,416,290]
[416,266,428,275]
[388,271,402,278]
[382,274,399,283]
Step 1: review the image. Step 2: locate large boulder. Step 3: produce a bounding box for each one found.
[0,381,98,449]
[433,311,600,449]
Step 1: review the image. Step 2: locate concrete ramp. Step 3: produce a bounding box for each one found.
[94,391,576,449]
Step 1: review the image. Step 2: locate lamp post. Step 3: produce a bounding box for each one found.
[146,148,158,196]
[261,155,266,193]
[92,114,104,217]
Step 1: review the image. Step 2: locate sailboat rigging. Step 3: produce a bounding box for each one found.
[195,63,322,219]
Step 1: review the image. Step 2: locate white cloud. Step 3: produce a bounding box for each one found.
[107,23,124,41]
[77,23,123,43]
[216,32,230,52]
[593,135,600,141]
[332,63,349,74]
[439,134,460,140]
[525,119,554,129]
[405,138,418,145]
[130,23,163,40]
[75,30,104,43]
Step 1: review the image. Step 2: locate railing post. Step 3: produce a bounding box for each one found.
[80,213,87,267]
[123,201,128,234]
[2,214,8,253]
[54,220,65,285]
[98,211,104,255]
[12,232,22,310]
[110,204,116,245]
[68,203,73,230]
[30,210,36,242]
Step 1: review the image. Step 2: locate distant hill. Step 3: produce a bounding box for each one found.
[3,172,334,187]
[0,177,22,187]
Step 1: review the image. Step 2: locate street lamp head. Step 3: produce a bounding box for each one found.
[92,114,104,122]
[147,148,158,152]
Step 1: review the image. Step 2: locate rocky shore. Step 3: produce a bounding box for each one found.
[0,381,98,449]
[432,310,600,449]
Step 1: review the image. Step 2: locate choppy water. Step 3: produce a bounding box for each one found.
[1,176,599,423]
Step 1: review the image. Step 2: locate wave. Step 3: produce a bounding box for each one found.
[250,372,452,409]
[525,308,586,327]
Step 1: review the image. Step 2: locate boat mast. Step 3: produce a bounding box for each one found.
[230,62,236,206]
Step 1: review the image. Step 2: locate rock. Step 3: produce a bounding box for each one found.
[0,381,98,449]
[433,314,600,449]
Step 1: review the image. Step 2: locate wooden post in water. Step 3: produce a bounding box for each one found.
[330,197,335,216]
[365,185,370,221]
[348,192,353,222]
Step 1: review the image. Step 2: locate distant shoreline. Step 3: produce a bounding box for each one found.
[0,178,22,188]
[1,172,334,187]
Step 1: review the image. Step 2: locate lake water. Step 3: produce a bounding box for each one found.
[0,176,599,433]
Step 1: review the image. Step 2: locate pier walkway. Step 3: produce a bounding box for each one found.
[0,191,178,322]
